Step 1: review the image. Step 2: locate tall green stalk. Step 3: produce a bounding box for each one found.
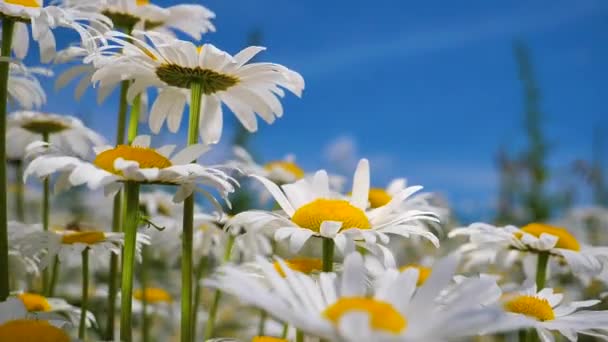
[119,182,140,342]
[127,94,141,144]
[181,81,203,342]
[105,79,130,340]
[0,17,15,301]
[191,256,209,340]
[141,246,150,342]
[41,132,50,293]
[322,238,335,272]
[204,235,235,340]
[79,248,89,340]
[46,257,60,297]
[535,252,549,290]
[14,161,24,221]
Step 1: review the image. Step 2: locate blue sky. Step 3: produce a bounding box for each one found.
[31,0,608,220]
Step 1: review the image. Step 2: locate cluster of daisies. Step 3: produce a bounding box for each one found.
[1,1,608,342]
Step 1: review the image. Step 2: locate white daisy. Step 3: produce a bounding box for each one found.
[7,221,42,280]
[7,110,105,161]
[227,159,439,259]
[208,252,526,341]
[500,285,608,341]
[12,292,96,328]
[0,0,112,62]
[139,189,182,218]
[449,222,608,277]
[7,63,51,110]
[24,134,237,203]
[131,287,175,318]
[0,297,74,341]
[91,30,304,144]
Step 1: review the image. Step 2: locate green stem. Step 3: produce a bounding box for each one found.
[204,235,235,341]
[141,247,150,342]
[181,81,203,342]
[322,238,335,272]
[296,330,304,342]
[191,256,208,341]
[119,182,140,342]
[14,161,24,222]
[257,309,268,336]
[127,94,141,145]
[79,248,89,340]
[116,80,129,145]
[281,324,289,339]
[105,193,122,340]
[46,256,60,297]
[0,17,15,301]
[535,252,549,290]
[41,132,50,294]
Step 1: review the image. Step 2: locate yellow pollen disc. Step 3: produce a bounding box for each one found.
[399,265,432,286]
[264,161,305,180]
[135,0,149,5]
[252,337,288,342]
[94,145,172,175]
[18,293,51,312]
[0,319,70,342]
[368,188,392,208]
[4,0,41,8]
[273,258,323,277]
[291,199,371,233]
[504,295,555,321]
[518,223,580,251]
[61,231,106,245]
[133,288,173,304]
[323,297,407,334]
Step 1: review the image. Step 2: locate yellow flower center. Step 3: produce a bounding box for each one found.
[61,231,106,245]
[252,337,288,342]
[264,161,305,180]
[94,145,172,175]
[399,265,432,286]
[518,223,580,251]
[273,258,323,277]
[323,297,407,334]
[368,188,392,208]
[4,0,41,8]
[0,320,69,342]
[133,288,173,304]
[135,0,148,5]
[291,199,371,233]
[18,293,51,312]
[504,295,555,321]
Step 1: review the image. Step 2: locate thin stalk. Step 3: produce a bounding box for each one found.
[141,246,150,342]
[41,132,50,293]
[14,161,24,221]
[535,252,549,290]
[281,324,289,339]
[181,81,203,342]
[119,182,140,342]
[0,17,15,301]
[191,256,209,340]
[204,235,236,341]
[79,248,89,340]
[127,94,141,144]
[296,330,304,342]
[322,238,335,272]
[46,256,60,297]
[257,309,268,336]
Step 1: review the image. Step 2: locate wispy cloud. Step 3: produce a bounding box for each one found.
[295,0,606,78]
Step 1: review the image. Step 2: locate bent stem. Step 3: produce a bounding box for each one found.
[79,248,89,340]
[119,182,140,342]
[0,17,14,301]
[322,238,335,272]
[204,234,236,340]
[181,81,203,342]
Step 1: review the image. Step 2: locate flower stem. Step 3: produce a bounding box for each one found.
[180,81,203,342]
[41,132,51,294]
[141,246,150,342]
[13,161,24,222]
[535,252,549,290]
[296,330,305,342]
[257,309,268,336]
[281,324,289,339]
[127,94,141,145]
[204,234,235,340]
[0,17,14,301]
[322,238,334,272]
[191,256,209,340]
[119,182,140,342]
[79,248,89,340]
[46,256,60,297]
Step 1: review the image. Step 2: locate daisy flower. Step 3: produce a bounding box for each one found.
[500,285,608,341]
[132,287,175,317]
[0,0,112,62]
[7,221,42,281]
[7,110,105,161]
[13,292,96,328]
[91,30,304,144]
[208,252,526,341]
[24,134,237,203]
[7,63,51,110]
[227,159,439,258]
[449,222,608,277]
[0,297,73,341]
